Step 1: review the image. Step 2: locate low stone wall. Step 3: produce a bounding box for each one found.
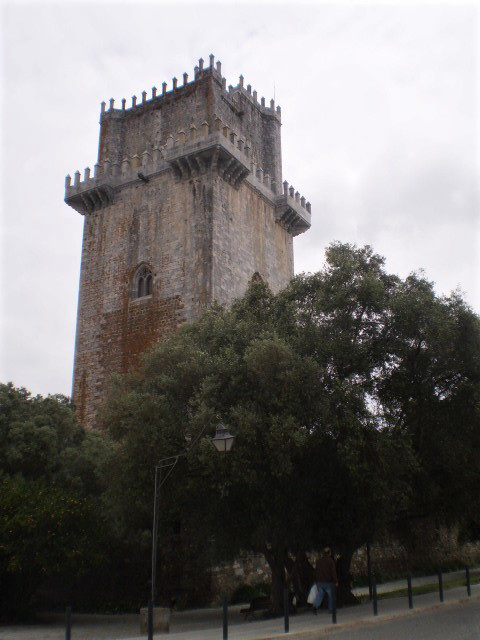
[210,528,480,602]
[210,554,271,602]
[351,527,480,580]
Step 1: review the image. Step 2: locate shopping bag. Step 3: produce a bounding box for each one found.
[307,583,318,605]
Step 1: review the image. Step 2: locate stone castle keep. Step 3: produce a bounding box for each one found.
[65,55,311,429]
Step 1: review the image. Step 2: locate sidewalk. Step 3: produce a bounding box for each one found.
[166,580,480,640]
[352,568,474,596]
[1,571,478,640]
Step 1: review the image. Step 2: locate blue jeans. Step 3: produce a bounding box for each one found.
[314,581,335,612]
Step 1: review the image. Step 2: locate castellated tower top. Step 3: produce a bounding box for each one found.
[65,55,312,429]
[65,54,311,235]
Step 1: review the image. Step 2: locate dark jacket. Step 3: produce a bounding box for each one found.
[315,556,337,583]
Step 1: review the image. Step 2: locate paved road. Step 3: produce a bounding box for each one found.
[322,599,480,639]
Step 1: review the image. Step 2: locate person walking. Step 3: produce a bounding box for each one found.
[313,547,338,614]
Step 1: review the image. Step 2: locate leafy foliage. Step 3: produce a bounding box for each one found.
[0,384,110,620]
[0,383,109,496]
[101,243,480,610]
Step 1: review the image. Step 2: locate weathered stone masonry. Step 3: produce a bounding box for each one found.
[65,55,311,430]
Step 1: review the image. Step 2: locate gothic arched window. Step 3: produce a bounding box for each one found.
[145,273,153,295]
[133,264,153,299]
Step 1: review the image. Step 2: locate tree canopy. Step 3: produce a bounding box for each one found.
[102,242,480,610]
[0,384,110,619]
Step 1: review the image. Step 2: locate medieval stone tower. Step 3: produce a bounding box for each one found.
[65,55,311,429]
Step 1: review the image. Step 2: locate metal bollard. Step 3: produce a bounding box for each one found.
[372,575,378,616]
[438,571,444,603]
[366,542,373,601]
[147,600,153,640]
[331,597,337,625]
[283,587,289,633]
[466,566,471,597]
[407,575,413,609]
[65,606,72,640]
[223,596,228,640]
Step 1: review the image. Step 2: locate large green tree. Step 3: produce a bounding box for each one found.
[0,383,109,495]
[0,384,110,619]
[377,276,480,549]
[105,244,468,611]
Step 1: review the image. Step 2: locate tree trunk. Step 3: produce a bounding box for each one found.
[263,545,287,615]
[335,548,360,607]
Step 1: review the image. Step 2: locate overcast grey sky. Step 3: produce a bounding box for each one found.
[1,1,479,398]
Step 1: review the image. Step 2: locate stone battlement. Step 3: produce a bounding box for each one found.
[99,54,281,123]
[65,113,311,235]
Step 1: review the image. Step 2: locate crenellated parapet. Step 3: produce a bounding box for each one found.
[65,111,311,234]
[64,166,118,215]
[98,54,280,123]
[65,114,255,212]
[165,117,248,187]
[227,73,281,121]
[274,181,311,236]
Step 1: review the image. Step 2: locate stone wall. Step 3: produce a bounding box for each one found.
[72,168,295,429]
[210,554,271,603]
[351,528,480,580]
[208,533,480,604]
[212,177,294,305]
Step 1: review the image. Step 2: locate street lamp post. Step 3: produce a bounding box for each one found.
[148,422,235,640]
[211,423,235,640]
[151,456,179,606]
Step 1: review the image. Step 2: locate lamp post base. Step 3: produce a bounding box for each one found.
[140,606,171,634]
